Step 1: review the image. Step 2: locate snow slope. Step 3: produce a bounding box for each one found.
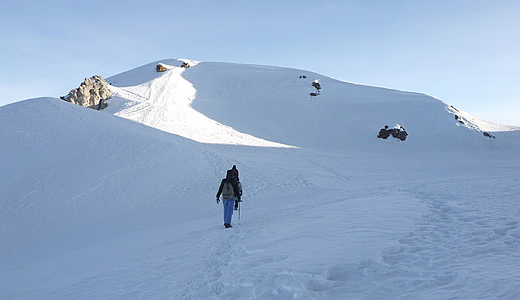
[105,59,293,148]
[1,59,520,299]
[109,59,518,152]
[0,98,226,262]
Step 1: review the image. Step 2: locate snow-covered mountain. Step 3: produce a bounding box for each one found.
[106,59,518,152]
[1,59,519,299]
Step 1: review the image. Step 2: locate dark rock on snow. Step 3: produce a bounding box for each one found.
[378,125,408,141]
[156,64,168,72]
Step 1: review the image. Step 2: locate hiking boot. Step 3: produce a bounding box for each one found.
[224,223,232,228]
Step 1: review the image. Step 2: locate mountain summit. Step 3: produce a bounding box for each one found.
[102,59,518,152]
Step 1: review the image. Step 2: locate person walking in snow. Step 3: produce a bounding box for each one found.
[216,169,241,228]
[231,165,242,210]
[231,165,239,181]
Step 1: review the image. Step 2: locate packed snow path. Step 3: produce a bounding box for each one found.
[5,147,518,299]
[105,61,293,148]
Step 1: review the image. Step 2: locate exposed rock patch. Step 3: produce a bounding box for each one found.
[483,132,496,139]
[63,75,112,110]
[311,80,321,96]
[378,124,408,141]
[156,64,168,72]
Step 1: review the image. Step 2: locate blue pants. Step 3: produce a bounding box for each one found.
[223,197,234,224]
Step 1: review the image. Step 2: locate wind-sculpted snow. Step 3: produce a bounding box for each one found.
[1,60,520,299]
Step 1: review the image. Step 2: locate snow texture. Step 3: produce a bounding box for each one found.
[1,59,520,299]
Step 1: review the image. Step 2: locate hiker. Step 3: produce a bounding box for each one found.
[231,165,239,181]
[216,169,241,228]
[231,165,242,210]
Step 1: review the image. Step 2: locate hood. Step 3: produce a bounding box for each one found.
[226,170,235,181]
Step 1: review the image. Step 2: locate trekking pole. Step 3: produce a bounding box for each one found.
[239,200,241,221]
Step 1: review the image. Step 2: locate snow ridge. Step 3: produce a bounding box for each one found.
[105,60,294,148]
[107,59,518,152]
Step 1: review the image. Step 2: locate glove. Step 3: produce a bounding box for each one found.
[216,197,220,204]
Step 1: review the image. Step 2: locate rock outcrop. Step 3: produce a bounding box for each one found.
[312,80,321,91]
[483,132,496,139]
[156,64,168,72]
[64,75,112,110]
[311,80,321,96]
[377,124,408,141]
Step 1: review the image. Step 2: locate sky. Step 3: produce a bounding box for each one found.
[1,0,519,126]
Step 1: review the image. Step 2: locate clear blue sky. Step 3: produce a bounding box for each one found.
[1,0,519,126]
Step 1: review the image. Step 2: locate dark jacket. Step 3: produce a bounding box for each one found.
[216,170,241,200]
[232,165,239,181]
